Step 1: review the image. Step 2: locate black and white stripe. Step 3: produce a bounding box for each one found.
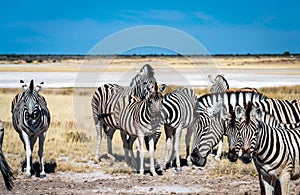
[11,79,50,178]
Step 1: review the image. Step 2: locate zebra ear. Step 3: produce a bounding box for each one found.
[160,84,166,93]
[253,107,263,120]
[20,80,28,90]
[208,99,224,117]
[36,81,44,92]
[235,105,244,120]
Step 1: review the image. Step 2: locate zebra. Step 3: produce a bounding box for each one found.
[190,88,266,167]
[100,82,166,176]
[230,103,300,195]
[91,64,156,162]
[160,88,197,172]
[11,80,50,178]
[0,119,14,191]
[226,98,300,163]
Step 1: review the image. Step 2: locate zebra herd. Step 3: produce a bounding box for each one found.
[0,64,299,194]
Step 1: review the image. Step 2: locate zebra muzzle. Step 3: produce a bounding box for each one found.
[228,148,238,162]
[191,148,207,167]
[240,149,252,164]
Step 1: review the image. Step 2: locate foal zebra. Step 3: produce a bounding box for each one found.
[11,80,50,178]
[91,64,156,162]
[231,103,300,195]
[101,82,166,176]
[0,119,14,190]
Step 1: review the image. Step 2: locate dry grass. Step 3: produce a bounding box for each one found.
[0,84,299,177]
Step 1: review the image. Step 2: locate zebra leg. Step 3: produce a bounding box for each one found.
[215,139,223,161]
[38,132,46,178]
[163,125,173,169]
[21,131,33,178]
[261,177,274,195]
[137,136,145,176]
[128,136,138,172]
[106,126,115,156]
[185,126,193,166]
[148,134,157,176]
[94,121,102,162]
[174,128,182,172]
[121,131,130,165]
[278,172,291,195]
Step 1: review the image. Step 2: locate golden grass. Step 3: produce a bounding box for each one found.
[0,84,299,177]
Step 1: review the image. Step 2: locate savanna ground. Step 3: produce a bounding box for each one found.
[0,55,299,194]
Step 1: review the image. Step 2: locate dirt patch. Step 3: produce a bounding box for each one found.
[1,157,299,195]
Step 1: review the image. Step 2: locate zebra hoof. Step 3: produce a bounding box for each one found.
[40,173,46,178]
[24,172,32,178]
[215,155,221,161]
[175,167,182,172]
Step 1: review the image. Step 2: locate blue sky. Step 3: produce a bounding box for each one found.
[1,0,300,54]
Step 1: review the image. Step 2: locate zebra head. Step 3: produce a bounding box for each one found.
[130,64,157,99]
[235,102,263,164]
[226,109,242,163]
[208,74,229,93]
[21,80,46,132]
[147,82,166,127]
[191,99,227,167]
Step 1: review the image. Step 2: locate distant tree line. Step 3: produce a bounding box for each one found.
[0,52,298,62]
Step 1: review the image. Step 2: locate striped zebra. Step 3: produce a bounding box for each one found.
[160,88,197,172]
[11,80,50,178]
[91,64,156,162]
[190,88,266,167]
[231,103,300,195]
[0,119,14,191]
[226,98,300,162]
[100,82,166,176]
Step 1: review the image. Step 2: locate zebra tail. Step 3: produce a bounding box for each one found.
[98,113,112,120]
[0,149,14,191]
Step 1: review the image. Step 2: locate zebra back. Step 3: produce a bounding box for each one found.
[254,98,300,125]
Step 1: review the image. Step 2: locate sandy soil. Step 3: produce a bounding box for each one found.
[1,156,299,195]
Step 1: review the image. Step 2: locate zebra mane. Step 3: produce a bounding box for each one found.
[245,102,254,124]
[29,79,34,93]
[224,87,262,95]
